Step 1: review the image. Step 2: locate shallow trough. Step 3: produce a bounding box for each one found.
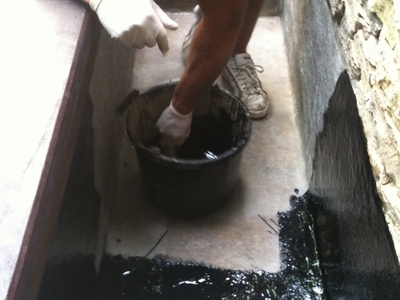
[7,1,400,299]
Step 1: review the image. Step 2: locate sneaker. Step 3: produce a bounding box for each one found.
[221,53,269,119]
[181,5,202,65]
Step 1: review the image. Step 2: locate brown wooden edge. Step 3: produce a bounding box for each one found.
[7,5,101,300]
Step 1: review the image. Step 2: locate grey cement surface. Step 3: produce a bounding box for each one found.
[104,11,308,272]
[281,0,345,179]
[0,1,87,298]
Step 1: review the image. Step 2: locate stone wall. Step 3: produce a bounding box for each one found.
[281,0,400,295]
[328,0,400,261]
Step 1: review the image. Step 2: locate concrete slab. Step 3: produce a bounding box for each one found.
[105,11,308,272]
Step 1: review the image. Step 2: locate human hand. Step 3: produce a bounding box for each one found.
[156,102,192,156]
[88,0,178,54]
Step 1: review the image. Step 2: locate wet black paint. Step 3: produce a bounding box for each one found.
[309,71,400,299]
[146,110,234,160]
[176,111,233,160]
[38,255,98,300]
[38,193,325,299]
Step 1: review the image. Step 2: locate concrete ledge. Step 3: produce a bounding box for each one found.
[0,1,101,299]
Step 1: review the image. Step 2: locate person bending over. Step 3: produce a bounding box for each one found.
[86,0,268,155]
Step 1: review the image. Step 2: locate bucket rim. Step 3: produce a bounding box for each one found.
[123,81,253,167]
[131,129,251,167]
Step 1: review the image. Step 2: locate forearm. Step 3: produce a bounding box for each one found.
[172,0,246,114]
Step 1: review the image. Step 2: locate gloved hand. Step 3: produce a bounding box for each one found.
[156,102,192,156]
[88,0,178,54]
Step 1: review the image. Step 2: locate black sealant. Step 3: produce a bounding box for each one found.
[39,192,324,299]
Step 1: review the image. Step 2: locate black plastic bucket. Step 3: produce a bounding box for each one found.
[122,82,252,217]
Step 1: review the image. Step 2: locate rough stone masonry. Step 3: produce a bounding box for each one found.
[328,0,400,261]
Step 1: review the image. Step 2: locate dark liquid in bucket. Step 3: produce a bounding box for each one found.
[146,111,234,159]
[177,114,233,159]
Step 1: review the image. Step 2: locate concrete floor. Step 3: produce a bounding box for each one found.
[105,9,308,272]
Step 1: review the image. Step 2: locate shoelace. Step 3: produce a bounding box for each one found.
[233,64,265,95]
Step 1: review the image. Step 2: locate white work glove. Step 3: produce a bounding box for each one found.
[89,0,178,54]
[156,102,192,156]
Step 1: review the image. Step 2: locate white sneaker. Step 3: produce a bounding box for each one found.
[222,53,269,119]
[181,5,202,65]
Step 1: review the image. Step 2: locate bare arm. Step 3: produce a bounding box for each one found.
[172,0,247,114]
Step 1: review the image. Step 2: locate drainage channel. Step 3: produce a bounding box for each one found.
[38,193,324,300]
[36,4,400,300]
[43,10,319,299]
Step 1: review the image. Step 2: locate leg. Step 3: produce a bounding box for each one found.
[232,0,265,55]
[222,0,269,119]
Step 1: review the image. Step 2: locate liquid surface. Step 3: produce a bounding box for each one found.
[147,113,235,160]
[177,114,233,159]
